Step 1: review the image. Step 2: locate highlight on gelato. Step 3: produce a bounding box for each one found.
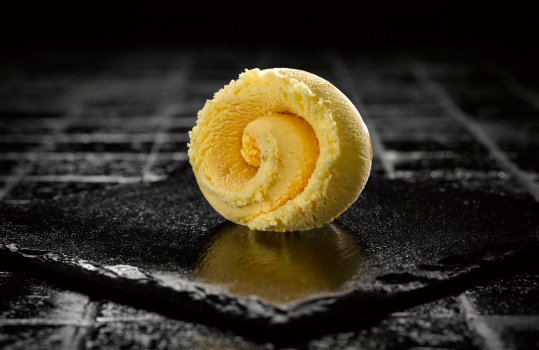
[188,68,372,231]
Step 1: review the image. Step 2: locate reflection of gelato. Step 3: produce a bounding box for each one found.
[188,68,372,231]
[194,223,362,305]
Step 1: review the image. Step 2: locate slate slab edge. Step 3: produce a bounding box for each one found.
[1,240,537,340]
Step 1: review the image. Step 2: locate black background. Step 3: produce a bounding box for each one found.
[1,1,537,54]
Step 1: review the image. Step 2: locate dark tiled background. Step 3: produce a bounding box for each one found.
[0,48,538,349]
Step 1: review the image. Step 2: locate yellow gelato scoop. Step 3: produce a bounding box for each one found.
[188,68,372,231]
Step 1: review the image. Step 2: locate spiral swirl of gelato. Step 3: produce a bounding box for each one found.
[188,68,371,231]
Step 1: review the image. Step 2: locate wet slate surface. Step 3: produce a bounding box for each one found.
[1,170,538,339]
[1,170,219,271]
[2,170,538,269]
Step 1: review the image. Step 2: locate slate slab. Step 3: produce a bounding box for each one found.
[1,170,538,339]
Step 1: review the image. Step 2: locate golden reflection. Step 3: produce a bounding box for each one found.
[194,223,363,305]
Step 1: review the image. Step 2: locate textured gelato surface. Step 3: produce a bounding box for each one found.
[188,68,372,231]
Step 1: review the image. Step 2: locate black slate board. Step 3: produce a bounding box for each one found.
[1,171,538,338]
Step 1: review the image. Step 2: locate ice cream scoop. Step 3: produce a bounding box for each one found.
[188,68,371,231]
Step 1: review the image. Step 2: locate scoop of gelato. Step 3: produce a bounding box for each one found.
[188,68,371,231]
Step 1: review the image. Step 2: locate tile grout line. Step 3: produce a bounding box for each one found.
[142,57,193,182]
[0,56,193,201]
[418,61,539,349]
[0,132,190,143]
[488,65,539,111]
[458,294,505,350]
[0,55,132,203]
[0,319,93,327]
[327,52,396,179]
[0,160,34,203]
[0,315,160,326]
[0,152,188,161]
[413,63,539,202]
[0,54,190,201]
[0,108,80,202]
[141,104,186,182]
[95,316,162,323]
[60,300,101,350]
[0,175,164,183]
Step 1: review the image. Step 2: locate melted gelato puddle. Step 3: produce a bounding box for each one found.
[193,223,364,306]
